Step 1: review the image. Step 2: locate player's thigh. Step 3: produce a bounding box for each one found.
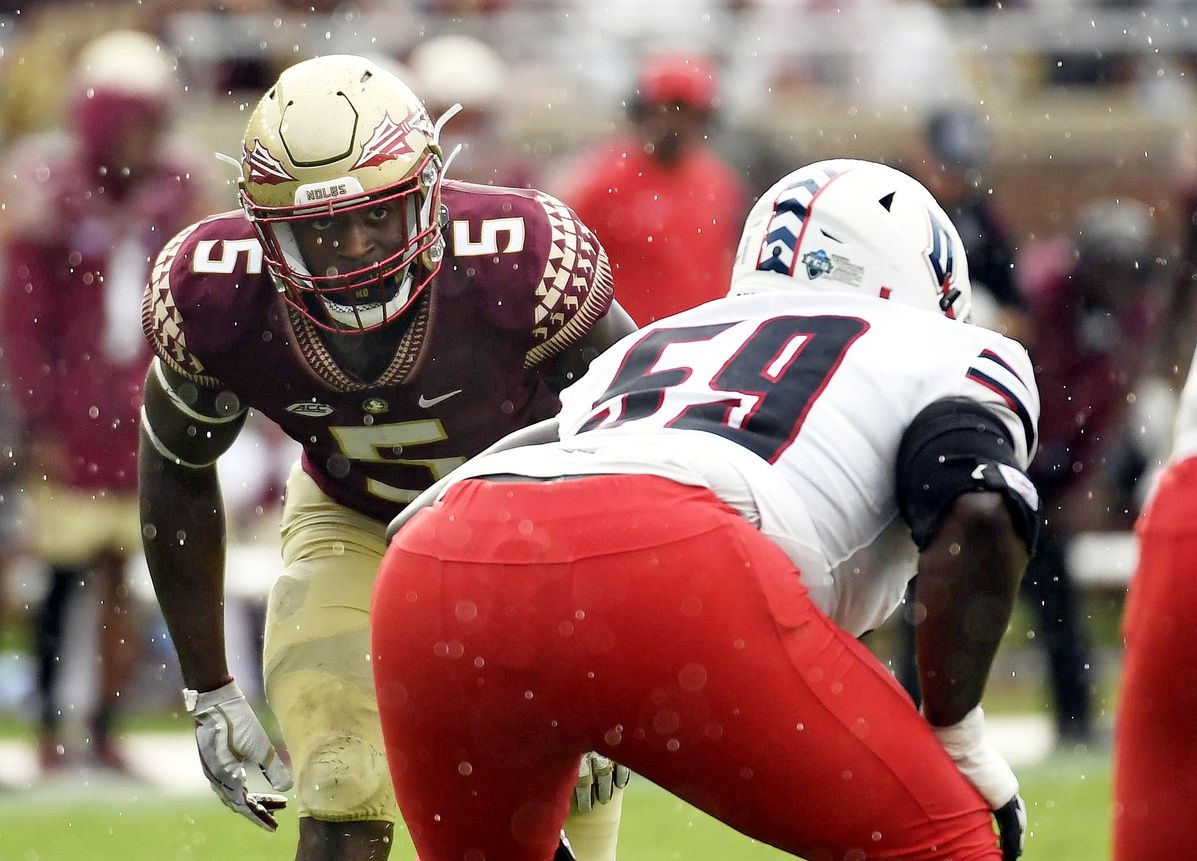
[373,545,579,861]
[264,468,394,822]
[1114,510,1197,858]
[588,518,997,861]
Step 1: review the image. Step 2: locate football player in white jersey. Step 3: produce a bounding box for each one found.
[373,160,1037,860]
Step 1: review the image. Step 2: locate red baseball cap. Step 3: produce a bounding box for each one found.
[638,54,717,112]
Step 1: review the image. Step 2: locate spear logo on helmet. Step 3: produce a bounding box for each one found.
[352,107,434,171]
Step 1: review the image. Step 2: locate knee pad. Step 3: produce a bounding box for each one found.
[298,733,391,821]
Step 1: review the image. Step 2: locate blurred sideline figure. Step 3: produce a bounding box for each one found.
[559,52,747,325]
[0,30,205,776]
[907,105,1024,340]
[894,104,1026,705]
[1112,339,1197,861]
[1017,199,1165,746]
[138,54,636,860]
[407,34,537,188]
[377,160,1033,861]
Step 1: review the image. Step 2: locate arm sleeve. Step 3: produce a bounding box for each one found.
[896,397,1041,553]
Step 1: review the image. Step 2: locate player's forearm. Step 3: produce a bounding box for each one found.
[915,492,1027,727]
[139,431,232,692]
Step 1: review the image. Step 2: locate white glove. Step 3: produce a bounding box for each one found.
[185,680,293,831]
[930,705,1026,860]
[572,751,631,813]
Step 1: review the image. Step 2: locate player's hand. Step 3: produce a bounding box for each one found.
[185,679,293,831]
[930,706,1025,860]
[572,751,631,813]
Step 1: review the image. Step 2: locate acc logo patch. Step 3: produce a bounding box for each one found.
[802,249,833,280]
[287,400,335,417]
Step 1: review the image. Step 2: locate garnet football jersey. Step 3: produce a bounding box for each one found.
[142,181,614,523]
[1,132,202,492]
[448,291,1039,636]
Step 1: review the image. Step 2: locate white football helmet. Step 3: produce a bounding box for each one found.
[729,159,972,322]
[239,54,446,333]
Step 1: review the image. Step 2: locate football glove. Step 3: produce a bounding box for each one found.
[930,705,1025,860]
[185,680,293,831]
[572,751,631,813]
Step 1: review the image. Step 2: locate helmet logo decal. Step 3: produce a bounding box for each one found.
[352,107,434,171]
[756,166,843,276]
[925,209,958,317]
[802,249,833,280]
[244,140,296,185]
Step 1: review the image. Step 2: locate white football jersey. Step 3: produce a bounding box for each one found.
[448,291,1039,636]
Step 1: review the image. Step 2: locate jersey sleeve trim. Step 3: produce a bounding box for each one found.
[524,193,616,369]
[965,348,1037,457]
[141,220,224,389]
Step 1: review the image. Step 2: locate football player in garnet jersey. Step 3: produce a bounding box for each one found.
[0,30,207,776]
[377,160,1038,861]
[138,55,635,861]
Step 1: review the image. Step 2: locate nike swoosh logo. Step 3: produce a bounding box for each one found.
[418,390,463,409]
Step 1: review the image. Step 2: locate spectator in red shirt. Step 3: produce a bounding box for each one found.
[559,52,748,325]
[0,30,205,775]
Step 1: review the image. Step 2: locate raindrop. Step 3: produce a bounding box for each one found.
[455,601,478,622]
[327,453,351,478]
[666,738,680,752]
[215,390,241,414]
[458,761,473,776]
[604,727,623,746]
[524,690,534,700]
[678,663,708,692]
[679,596,703,618]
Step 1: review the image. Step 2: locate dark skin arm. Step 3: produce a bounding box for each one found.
[544,301,638,393]
[139,360,246,693]
[916,491,1028,727]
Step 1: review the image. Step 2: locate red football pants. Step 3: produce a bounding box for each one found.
[372,475,999,861]
[1113,456,1197,861]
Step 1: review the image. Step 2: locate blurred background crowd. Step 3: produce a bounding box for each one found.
[0,0,1191,798]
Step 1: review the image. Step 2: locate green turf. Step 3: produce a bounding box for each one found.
[0,751,1111,861]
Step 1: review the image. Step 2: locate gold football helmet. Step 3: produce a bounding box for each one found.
[239,54,446,333]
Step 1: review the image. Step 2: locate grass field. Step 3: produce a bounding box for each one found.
[0,748,1111,861]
